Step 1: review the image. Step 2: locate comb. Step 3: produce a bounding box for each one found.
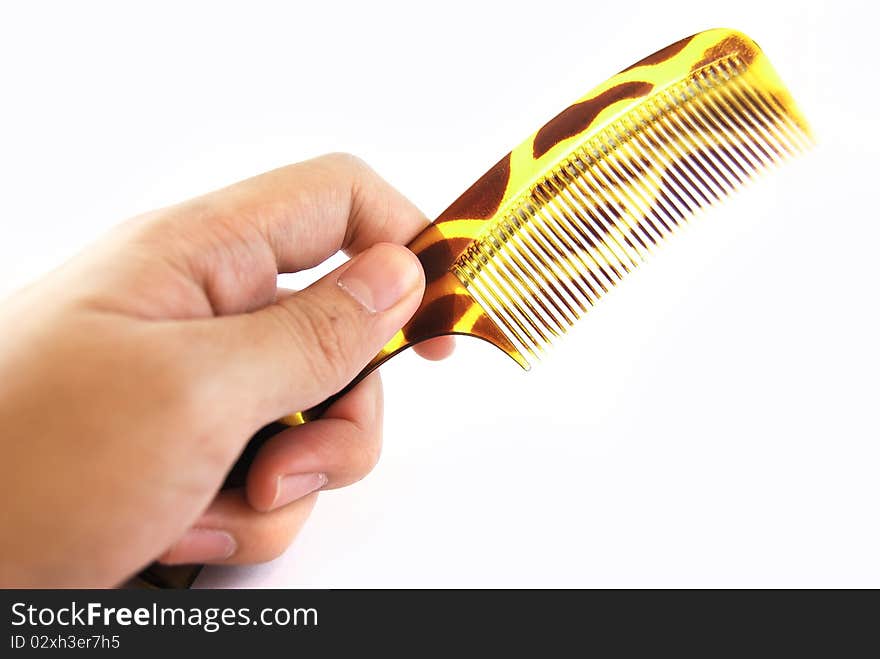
[137,28,811,588]
[284,27,811,421]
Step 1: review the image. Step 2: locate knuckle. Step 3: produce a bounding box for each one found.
[337,420,382,483]
[308,312,348,376]
[269,299,355,388]
[322,151,370,173]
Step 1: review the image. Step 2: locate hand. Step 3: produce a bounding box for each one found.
[0,153,453,587]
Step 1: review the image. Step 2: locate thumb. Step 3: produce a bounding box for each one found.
[215,242,425,421]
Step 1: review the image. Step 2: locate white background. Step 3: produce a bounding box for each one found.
[1,1,877,587]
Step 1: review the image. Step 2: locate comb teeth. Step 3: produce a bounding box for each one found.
[452,55,813,364]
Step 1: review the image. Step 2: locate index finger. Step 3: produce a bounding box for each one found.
[183,152,430,273]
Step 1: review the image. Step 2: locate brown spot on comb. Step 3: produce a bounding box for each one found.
[415,237,472,284]
[621,35,695,73]
[404,293,461,342]
[436,152,511,222]
[690,34,757,73]
[533,81,654,159]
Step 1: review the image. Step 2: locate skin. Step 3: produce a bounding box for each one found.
[0,153,454,587]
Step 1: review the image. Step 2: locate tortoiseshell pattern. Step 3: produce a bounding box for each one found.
[137,28,810,588]
[281,27,811,424]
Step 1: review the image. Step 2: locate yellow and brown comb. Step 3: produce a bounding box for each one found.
[137,28,811,588]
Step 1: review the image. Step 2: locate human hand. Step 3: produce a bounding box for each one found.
[0,153,453,587]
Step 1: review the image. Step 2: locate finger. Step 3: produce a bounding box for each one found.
[413,336,456,361]
[131,153,433,316]
[279,288,453,360]
[198,241,423,420]
[275,287,297,302]
[280,288,451,361]
[245,372,383,512]
[157,488,317,565]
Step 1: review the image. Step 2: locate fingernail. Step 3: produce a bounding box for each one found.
[271,472,327,510]
[162,528,236,564]
[338,243,422,313]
